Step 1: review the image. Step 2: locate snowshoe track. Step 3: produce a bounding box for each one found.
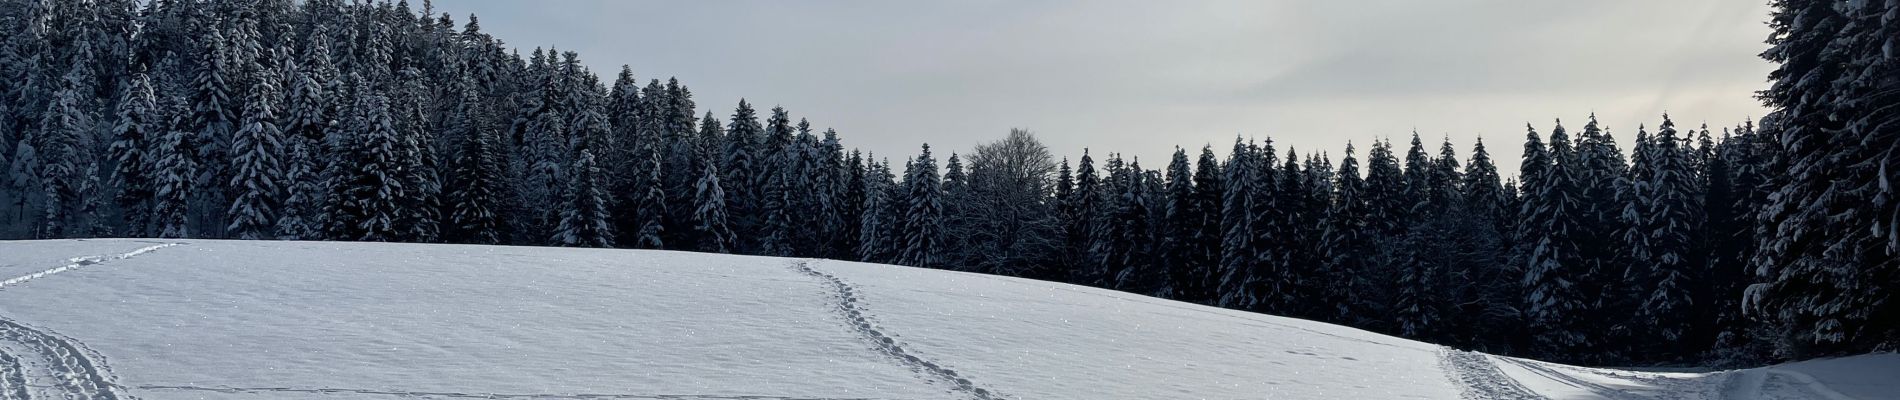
[0,242,180,400]
[0,318,128,400]
[1438,348,1547,400]
[789,260,1000,400]
[0,349,28,400]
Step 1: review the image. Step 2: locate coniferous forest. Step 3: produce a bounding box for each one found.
[0,0,1895,368]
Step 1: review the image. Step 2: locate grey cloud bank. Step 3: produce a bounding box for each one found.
[433,0,1771,176]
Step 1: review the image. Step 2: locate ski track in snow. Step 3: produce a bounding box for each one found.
[0,242,181,400]
[1494,355,1721,400]
[789,260,1001,400]
[1438,348,1548,400]
[0,243,180,291]
[130,385,893,400]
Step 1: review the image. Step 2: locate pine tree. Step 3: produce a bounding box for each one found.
[684,112,730,250]
[332,91,403,242]
[632,152,667,249]
[151,96,196,239]
[1188,145,1224,304]
[1071,150,1105,285]
[1274,151,1318,316]
[898,144,944,268]
[1111,158,1162,295]
[756,106,795,256]
[1162,148,1199,300]
[225,62,286,240]
[1519,122,1591,359]
[1246,140,1281,312]
[553,148,614,248]
[858,158,897,263]
[447,75,506,244]
[32,61,96,238]
[109,73,159,236]
[190,28,237,234]
[721,99,763,252]
[1751,0,1900,357]
[1320,143,1373,324]
[691,147,735,253]
[1628,115,1701,358]
[839,149,867,260]
[1216,139,1257,308]
[392,66,442,242]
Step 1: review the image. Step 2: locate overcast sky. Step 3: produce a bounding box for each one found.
[432,0,1774,178]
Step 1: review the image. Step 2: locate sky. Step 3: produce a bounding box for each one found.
[430,0,1775,178]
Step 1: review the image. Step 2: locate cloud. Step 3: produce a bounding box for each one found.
[430,0,1774,177]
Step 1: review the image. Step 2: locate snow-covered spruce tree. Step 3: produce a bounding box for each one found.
[190,28,237,235]
[1296,152,1337,318]
[332,92,404,242]
[1163,148,1200,300]
[1354,139,1408,327]
[1215,139,1257,309]
[32,63,98,238]
[1319,144,1375,326]
[276,43,331,241]
[109,73,159,236]
[661,78,701,247]
[858,158,897,263]
[897,144,944,268]
[553,147,615,248]
[151,96,196,239]
[1364,139,1408,238]
[1695,126,1748,358]
[839,149,868,261]
[631,151,668,250]
[1070,150,1105,285]
[939,151,971,268]
[691,145,735,253]
[786,120,825,257]
[1187,145,1224,304]
[393,66,442,243]
[818,130,854,259]
[516,55,570,239]
[225,62,286,240]
[1053,158,1078,273]
[1104,158,1160,295]
[686,112,729,247]
[1088,154,1129,288]
[1750,0,1900,358]
[755,106,796,256]
[447,75,507,244]
[1275,151,1321,316]
[1519,122,1592,360]
[720,99,763,252]
[813,127,851,255]
[1401,133,1433,217]
[1628,115,1702,360]
[276,129,321,240]
[1463,138,1511,249]
[1244,140,1282,312]
[1460,137,1521,350]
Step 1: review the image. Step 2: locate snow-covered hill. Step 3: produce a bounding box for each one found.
[0,239,1891,399]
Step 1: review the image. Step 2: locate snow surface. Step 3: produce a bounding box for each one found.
[0,239,1892,400]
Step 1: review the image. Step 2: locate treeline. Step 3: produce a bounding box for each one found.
[1,0,1894,367]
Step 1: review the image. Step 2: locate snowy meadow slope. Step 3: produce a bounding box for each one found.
[0,239,1891,400]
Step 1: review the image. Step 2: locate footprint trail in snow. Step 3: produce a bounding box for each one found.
[790,260,1000,400]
